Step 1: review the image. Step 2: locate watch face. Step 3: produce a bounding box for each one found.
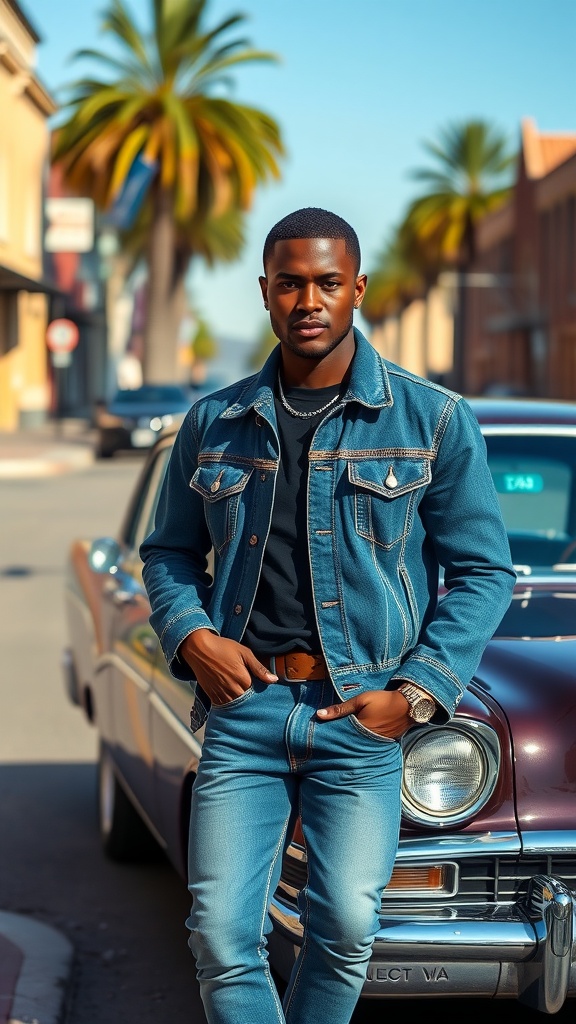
[411,698,435,722]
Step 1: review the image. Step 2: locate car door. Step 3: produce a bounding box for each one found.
[102,442,172,830]
[149,631,206,872]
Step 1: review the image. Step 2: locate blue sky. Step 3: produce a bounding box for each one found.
[26,0,576,364]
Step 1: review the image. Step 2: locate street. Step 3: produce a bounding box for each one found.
[0,456,573,1023]
[0,455,203,1024]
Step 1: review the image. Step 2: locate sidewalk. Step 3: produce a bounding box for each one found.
[0,421,89,1017]
[0,913,73,1024]
[0,420,95,479]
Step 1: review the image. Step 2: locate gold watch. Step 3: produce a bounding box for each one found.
[398,683,436,723]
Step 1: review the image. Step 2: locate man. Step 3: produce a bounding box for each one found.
[140,208,515,1024]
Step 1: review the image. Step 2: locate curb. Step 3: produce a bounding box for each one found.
[0,913,73,1024]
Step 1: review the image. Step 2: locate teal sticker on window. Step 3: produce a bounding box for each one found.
[493,472,544,494]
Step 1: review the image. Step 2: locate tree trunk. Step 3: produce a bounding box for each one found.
[142,187,189,383]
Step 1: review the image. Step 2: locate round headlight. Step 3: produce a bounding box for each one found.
[401,723,500,827]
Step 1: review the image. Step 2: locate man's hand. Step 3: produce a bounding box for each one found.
[316,688,412,739]
[179,629,278,706]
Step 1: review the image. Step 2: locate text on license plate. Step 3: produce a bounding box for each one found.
[366,964,449,983]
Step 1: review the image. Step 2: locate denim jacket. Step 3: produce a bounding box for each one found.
[140,329,516,731]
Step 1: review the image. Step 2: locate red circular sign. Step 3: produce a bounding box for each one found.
[46,318,79,353]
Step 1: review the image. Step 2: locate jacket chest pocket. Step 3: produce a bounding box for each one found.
[349,457,431,549]
[190,463,253,553]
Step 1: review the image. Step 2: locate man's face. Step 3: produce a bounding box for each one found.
[259,237,366,362]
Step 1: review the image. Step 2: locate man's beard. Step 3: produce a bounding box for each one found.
[270,313,353,360]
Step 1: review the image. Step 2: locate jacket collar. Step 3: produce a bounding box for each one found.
[221,328,392,420]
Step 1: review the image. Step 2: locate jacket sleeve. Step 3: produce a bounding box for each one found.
[390,397,517,722]
[140,406,216,681]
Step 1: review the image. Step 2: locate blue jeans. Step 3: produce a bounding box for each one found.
[186,675,402,1024]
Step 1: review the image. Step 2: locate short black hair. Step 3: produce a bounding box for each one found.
[263,207,361,273]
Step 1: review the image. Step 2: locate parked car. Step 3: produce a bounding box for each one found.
[63,397,576,1013]
[93,383,194,458]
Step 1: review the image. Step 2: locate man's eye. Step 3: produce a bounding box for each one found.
[324,281,340,290]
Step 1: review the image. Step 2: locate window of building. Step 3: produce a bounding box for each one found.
[0,293,19,356]
[0,154,9,242]
[567,195,575,301]
[24,176,40,258]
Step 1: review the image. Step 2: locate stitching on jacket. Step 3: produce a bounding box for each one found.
[410,654,462,687]
[331,657,404,677]
[160,608,205,646]
[326,466,354,663]
[432,397,456,453]
[387,364,460,401]
[197,451,278,470]
[309,447,435,461]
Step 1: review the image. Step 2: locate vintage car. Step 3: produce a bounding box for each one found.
[63,397,576,1013]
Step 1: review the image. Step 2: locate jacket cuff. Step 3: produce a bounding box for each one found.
[158,611,219,681]
[390,652,464,724]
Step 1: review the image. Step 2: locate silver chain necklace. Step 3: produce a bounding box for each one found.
[277,372,341,420]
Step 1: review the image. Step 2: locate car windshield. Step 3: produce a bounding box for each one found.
[113,386,188,403]
[483,433,576,574]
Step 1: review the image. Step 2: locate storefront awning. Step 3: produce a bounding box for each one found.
[0,263,63,295]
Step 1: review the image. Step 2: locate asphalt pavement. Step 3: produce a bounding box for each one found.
[1,419,94,1024]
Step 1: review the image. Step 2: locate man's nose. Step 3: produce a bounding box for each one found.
[297,283,322,311]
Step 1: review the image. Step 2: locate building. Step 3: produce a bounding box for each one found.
[466,118,576,399]
[367,118,576,401]
[0,0,57,430]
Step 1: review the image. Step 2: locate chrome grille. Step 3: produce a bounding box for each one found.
[279,852,576,906]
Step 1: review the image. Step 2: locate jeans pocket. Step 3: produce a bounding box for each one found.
[348,714,397,744]
[210,686,255,712]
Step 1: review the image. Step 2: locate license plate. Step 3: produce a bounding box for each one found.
[365,961,498,993]
[131,428,155,447]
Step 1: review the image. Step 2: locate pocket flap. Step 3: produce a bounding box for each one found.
[348,457,431,498]
[190,463,253,501]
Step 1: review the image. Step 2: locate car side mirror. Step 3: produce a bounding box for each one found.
[88,538,122,574]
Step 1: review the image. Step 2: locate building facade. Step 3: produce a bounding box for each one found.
[0,0,57,430]
[367,118,576,401]
[465,118,576,399]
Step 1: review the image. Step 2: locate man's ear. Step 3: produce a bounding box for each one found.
[259,276,269,309]
[354,273,368,308]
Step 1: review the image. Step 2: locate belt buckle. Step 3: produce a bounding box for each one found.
[270,653,309,684]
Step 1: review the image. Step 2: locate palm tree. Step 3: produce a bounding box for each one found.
[403,119,515,268]
[52,0,284,382]
[362,221,439,326]
[402,120,516,389]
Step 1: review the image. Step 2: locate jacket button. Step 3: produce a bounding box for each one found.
[260,473,266,481]
[249,534,258,546]
[234,604,242,615]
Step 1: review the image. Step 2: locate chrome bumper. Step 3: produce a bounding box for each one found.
[269,872,576,1012]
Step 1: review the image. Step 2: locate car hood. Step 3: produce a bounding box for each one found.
[474,585,576,833]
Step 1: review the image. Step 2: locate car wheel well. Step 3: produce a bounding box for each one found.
[97,741,164,864]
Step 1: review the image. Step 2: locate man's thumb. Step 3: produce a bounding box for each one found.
[248,654,278,682]
[316,697,358,721]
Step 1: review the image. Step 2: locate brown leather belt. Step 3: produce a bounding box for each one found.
[258,651,327,682]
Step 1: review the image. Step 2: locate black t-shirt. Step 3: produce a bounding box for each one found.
[243,381,341,654]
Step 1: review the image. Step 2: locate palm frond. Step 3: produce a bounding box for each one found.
[101,0,151,67]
